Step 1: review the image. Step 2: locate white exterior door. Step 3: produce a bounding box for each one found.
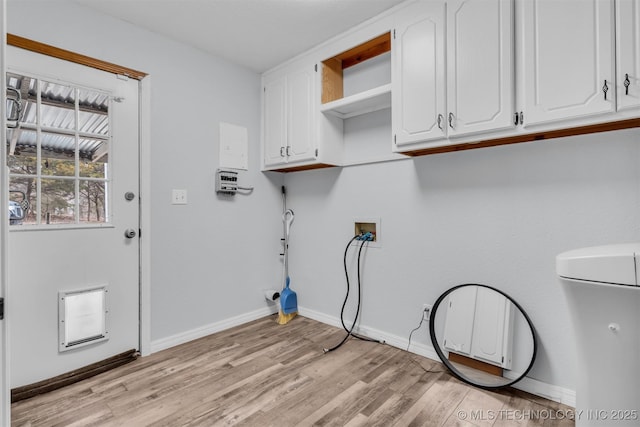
[6,46,140,388]
[286,65,316,163]
[616,0,640,111]
[522,0,615,126]
[392,1,446,147]
[1,2,9,423]
[446,0,514,137]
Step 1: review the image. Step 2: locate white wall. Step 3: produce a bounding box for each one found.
[285,119,640,394]
[7,0,284,348]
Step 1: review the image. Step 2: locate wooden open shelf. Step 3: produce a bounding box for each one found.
[320,83,391,119]
[321,32,391,105]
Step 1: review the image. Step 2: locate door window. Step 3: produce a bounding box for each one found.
[6,72,111,226]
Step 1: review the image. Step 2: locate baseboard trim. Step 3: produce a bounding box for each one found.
[150,306,278,354]
[297,306,576,407]
[513,376,576,407]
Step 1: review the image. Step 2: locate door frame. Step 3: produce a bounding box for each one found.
[0,26,152,420]
[1,1,10,424]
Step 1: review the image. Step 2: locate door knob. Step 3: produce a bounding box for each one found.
[124,229,137,239]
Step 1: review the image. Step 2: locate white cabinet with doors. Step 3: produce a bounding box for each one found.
[519,0,616,127]
[443,286,514,369]
[616,0,640,112]
[392,1,446,147]
[393,0,514,151]
[263,63,317,169]
[263,61,344,171]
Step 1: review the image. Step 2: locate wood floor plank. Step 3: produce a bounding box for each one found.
[11,316,574,427]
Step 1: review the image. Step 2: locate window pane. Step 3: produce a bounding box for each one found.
[41,132,76,177]
[80,139,108,179]
[6,75,113,228]
[7,129,37,174]
[41,178,75,224]
[78,89,109,136]
[9,176,36,225]
[6,73,34,126]
[40,81,76,131]
[79,180,106,224]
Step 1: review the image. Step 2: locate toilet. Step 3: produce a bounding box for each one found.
[557,243,640,426]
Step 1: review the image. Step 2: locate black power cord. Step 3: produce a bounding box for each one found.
[323,234,384,354]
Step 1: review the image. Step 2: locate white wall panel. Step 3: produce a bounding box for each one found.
[285,121,640,391]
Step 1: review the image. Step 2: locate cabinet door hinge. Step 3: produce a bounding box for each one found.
[393,29,396,39]
[394,134,397,144]
[0,297,4,320]
[315,148,319,157]
[315,64,318,72]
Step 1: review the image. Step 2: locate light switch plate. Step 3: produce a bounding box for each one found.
[172,189,187,205]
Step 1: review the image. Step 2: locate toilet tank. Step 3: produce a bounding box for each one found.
[556,243,640,287]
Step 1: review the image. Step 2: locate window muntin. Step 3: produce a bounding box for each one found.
[6,72,111,227]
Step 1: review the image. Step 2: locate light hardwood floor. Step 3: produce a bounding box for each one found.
[12,315,574,426]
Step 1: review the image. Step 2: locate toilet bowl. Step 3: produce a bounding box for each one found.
[557,244,640,426]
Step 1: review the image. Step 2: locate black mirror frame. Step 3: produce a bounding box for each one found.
[428,283,538,389]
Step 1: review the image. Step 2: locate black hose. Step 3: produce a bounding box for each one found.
[324,235,383,354]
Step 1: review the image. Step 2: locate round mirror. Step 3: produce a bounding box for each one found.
[429,283,537,389]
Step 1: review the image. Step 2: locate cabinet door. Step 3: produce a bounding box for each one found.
[447,0,514,136]
[469,286,512,368]
[263,76,287,167]
[443,285,477,356]
[522,0,615,126]
[617,0,640,111]
[393,1,446,147]
[287,66,317,163]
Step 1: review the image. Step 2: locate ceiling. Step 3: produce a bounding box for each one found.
[73,0,406,73]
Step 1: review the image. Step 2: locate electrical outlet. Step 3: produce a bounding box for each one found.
[422,304,432,320]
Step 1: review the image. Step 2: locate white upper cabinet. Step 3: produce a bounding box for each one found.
[393,0,514,149]
[263,64,317,168]
[616,0,640,111]
[446,0,514,137]
[521,0,616,127]
[393,1,446,146]
[263,75,288,167]
[286,67,316,163]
